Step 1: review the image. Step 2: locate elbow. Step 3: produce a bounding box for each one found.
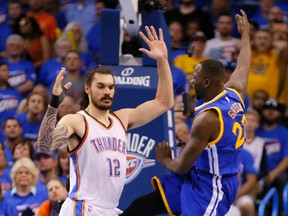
[159,98,175,111]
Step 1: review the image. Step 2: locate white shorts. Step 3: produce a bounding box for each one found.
[59,197,123,216]
[235,195,254,207]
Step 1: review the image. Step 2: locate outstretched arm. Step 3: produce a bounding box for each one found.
[115,26,174,130]
[37,67,73,152]
[225,10,251,99]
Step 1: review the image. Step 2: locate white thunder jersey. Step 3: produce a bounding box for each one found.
[68,110,127,215]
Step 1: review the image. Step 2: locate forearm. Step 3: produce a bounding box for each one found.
[37,105,58,152]
[162,157,189,175]
[237,175,257,198]
[155,58,174,109]
[234,32,251,83]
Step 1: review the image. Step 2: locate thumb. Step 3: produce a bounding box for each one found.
[64,82,72,90]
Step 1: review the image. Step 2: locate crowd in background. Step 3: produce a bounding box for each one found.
[0,0,288,215]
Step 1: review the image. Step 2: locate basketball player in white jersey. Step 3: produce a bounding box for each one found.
[37,26,174,216]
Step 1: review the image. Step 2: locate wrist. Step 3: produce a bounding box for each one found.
[50,94,60,108]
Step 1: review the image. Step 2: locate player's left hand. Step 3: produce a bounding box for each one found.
[138,26,168,62]
[155,141,172,165]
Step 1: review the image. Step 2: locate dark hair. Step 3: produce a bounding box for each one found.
[81,66,114,109]
[56,147,69,177]
[2,117,22,130]
[12,139,34,161]
[200,59,225,77]
[14,15,43,39]
[64,50,81,61]
[0,62,8,68]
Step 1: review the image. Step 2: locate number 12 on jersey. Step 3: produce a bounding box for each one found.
[107,158,120,177]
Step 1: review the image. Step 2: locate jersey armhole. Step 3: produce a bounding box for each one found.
[195,107,224,146]
[68,114,89,154]
[110,112,127,132]
[226,87,245,109]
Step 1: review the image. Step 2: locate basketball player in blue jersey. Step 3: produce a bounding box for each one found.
[154,10,251,216]
[36,25,174,216]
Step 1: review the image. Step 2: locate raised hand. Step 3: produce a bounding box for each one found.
[236,9,250,35]
[52,67,72,96]
[138,26,168,61]
[155,141,172,165]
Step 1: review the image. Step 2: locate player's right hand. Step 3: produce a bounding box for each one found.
[155,141,172,165]
[52,67,72,96]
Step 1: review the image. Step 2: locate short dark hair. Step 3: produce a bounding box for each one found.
[2,117,22,129]
[200,59,225,77]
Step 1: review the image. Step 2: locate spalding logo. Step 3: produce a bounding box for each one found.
[126,152,155,184]
[121,67,134,76]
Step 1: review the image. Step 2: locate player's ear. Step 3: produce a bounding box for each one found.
[204,79,210,87]
[84,84,89,94]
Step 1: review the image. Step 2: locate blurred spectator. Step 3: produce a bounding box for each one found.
[57,96,78,121]
[256,98,288,214]
[38,38,72,93]
[250,89,269,114]
[61,22,93,72]
[56,147,69,186]
[14,15,51,70]
[0,35,36,97]
[17,84,49,114]
[208,0,231,24]
[12,139,34,162]
[244,109,267,177]
[0,182,7,216]
[37,178,68,216]
[184,19,200,41]
[164,0,214,39]
[0,62,23,127]
[86,0,106,62]
[168,21,186,60]
[247,29,286,105]
[250,0,275,28]
[5,157,48,215]
[26,0,58,43]
[34,151,58,195]
[5,0,23,30]
[268,6,285,22]
[64,0,96,36]
[0,142,12,193]
[14,92,45,144]
[63,51,85,102]
[174,31,208,98]
[203,12,240,62]
[43,0,67,30]
[0,0,22,55]
[2,117,23,166]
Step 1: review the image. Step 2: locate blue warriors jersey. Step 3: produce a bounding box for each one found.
[194,88,246,176]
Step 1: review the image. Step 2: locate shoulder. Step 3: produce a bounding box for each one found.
[58,113,84,126]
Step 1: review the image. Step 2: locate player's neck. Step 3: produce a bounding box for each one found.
[85,106,110,125]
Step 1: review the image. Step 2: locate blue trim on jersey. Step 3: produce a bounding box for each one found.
[75,200,84,216]
[69,153,79,199]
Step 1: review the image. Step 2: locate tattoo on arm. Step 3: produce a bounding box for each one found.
[37,106,59,152]
[52,124,69,150]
